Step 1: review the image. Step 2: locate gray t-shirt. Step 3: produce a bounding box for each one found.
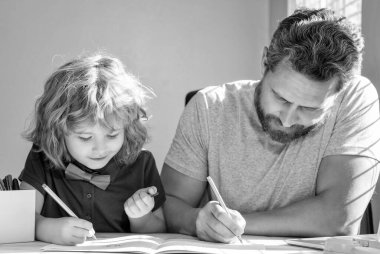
[165,76,380,213]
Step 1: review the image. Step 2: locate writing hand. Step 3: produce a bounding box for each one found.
[124,186,157,218]
[49,217,94,245]
[195,201,246,243]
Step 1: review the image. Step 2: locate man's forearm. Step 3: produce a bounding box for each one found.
[243,195,359,237]
[164,195,201,236]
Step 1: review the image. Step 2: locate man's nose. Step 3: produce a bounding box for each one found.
[281,105,298,127]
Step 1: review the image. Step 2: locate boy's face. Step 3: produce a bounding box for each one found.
[64,120,125,170]
[257,60,339,143]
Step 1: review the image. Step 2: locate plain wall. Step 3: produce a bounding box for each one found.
[0,0,269,177]
[362,0,380,232]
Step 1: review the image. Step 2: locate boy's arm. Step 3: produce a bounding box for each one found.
[20,181,51,241]
[129,207,166,233]
[125,187,166,233]
[20,181,92,245]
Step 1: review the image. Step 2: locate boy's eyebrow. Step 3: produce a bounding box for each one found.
[72,127,123,134]
[72,130,92,134]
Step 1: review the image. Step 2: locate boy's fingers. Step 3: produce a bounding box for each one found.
[134,192,150,208]
[76,218,94,231]
[127,198,137,211]
[147,186,157,195]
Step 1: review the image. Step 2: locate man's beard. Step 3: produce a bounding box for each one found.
[254,82,324,144]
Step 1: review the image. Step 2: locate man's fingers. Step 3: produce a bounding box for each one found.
[205,218,234,243]
[209,202,245,238]
[196,202,237,243]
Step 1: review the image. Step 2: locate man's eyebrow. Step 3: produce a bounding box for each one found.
[272,88,322,110]
[272,88,290,102]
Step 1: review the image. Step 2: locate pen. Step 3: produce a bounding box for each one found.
[42,183,97,240]
[206,176,244,244]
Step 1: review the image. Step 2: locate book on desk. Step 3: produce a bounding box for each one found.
[41,233,265,254]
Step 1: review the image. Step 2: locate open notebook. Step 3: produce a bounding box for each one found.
[41,234,265,254]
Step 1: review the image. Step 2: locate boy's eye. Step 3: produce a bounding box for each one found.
[107,133,119,139]
[79,136,92,141]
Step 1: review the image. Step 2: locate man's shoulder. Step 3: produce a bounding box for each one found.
[199,80,258,94]
[195,80,259,105]
[339,75,379,106]
[344,75,378,96]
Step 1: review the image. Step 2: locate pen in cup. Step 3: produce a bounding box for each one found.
[42,183,97,240]
[206,176,244,244]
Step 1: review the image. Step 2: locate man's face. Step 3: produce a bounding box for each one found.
[256,61,339,143]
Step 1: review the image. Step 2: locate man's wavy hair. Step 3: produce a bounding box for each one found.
[266,8,364,91]
[24,54,154,169]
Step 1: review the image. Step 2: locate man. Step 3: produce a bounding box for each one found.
[161,8,380,242]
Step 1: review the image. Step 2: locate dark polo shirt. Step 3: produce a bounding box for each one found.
[19,145,166,233]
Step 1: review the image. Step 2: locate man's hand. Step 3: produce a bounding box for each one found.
[195,201,246,243]
[48,217,94,245]
[124,186,157,218]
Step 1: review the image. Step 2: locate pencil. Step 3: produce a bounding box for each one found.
[42,183,97,240]
[206,176,244,244]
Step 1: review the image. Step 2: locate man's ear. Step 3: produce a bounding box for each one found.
[261,47,269,75]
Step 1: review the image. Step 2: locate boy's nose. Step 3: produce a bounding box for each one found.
[92,139,107,154]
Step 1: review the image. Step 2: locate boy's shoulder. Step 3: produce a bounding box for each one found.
[139,149,154,157]
[135,149,156,163]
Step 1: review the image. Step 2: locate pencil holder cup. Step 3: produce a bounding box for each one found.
[0,190,35,243]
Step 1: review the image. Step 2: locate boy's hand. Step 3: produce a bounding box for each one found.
[49,217,94,245]
[124,186,157,218]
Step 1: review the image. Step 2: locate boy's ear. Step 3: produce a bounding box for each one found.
[261,47,269,75]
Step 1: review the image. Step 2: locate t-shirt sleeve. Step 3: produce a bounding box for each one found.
[164,91,210,181]
[324,76,380,162]
[18,144,48,195]
[142,151,166,212]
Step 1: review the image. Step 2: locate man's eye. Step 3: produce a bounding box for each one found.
[302,107,320,112]
[79,136,91,141]
[277,96,288,103]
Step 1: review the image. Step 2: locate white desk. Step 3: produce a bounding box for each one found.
[0,233,322,254]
